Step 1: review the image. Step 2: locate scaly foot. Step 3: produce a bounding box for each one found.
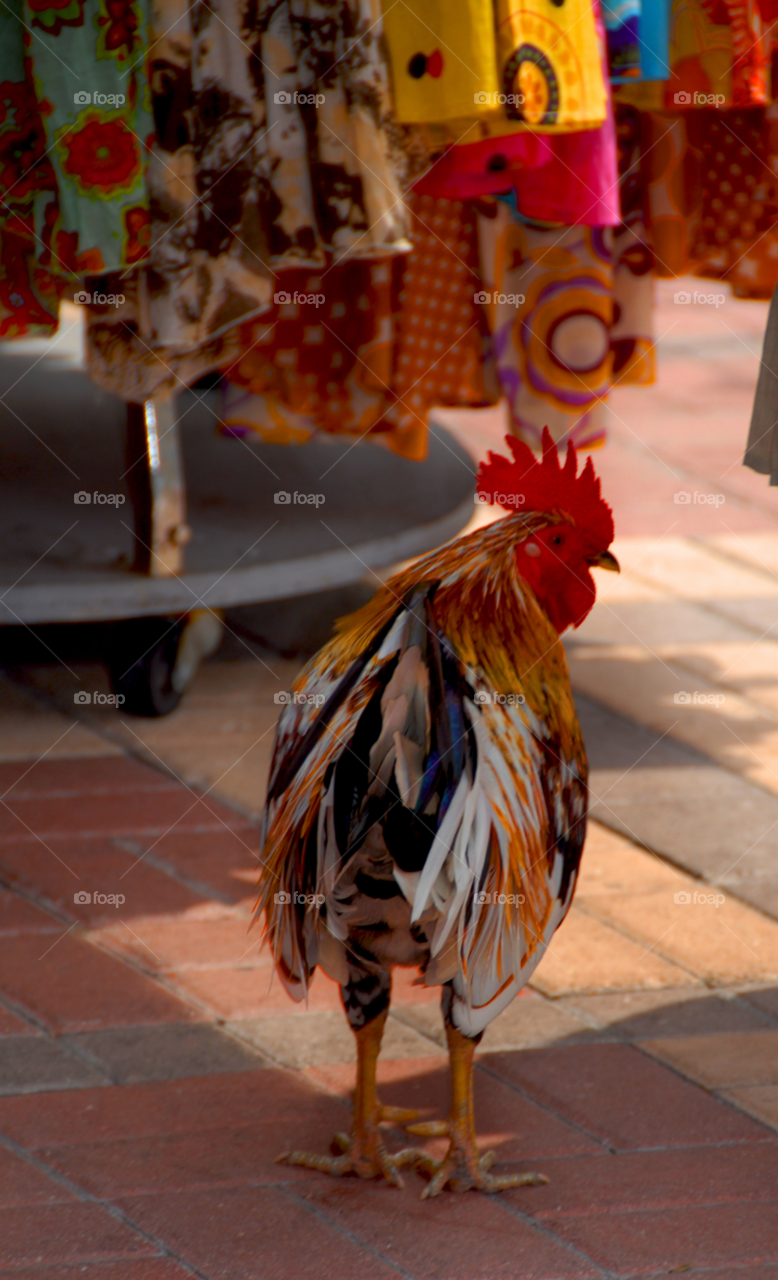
[404,1118,549,1198]
[275,1104,427,1188]
[277,1132,404,1186]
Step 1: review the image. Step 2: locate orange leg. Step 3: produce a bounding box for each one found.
[276,1008,423,1186]
[406,1022,549,1197]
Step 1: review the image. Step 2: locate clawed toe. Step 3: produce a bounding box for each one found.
[275,1139,547,1197]
[276,1149,355,1177]
[411,1145,548,1198]
[420,1160,548,1197]
[405,1118,451,1137]
[378,1105,420,1125]
[477,1169,549,1194]
[276,1136,406,1187]
[400,1117,547,1195]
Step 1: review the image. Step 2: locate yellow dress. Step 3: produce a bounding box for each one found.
[381,0,607,132]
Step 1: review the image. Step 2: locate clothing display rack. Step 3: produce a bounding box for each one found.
[3,0,777,712]
[0,343,475,714]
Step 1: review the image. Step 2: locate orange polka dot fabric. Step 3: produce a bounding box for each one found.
[221,193,492,460]
[222,257,402,446]
[693,108,778,296]
[391,193,489,451]
[641,106,778,300]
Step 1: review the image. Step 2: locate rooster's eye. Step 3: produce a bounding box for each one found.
[552,535,563,545]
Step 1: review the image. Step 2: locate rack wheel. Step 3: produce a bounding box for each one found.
[107,610,224,717]
[107,616,187,717]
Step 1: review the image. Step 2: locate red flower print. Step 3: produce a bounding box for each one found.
[59,114,141,196]
[27,0,86,37]
[75,246,106,272]
[96,0,141,62]
[0,230,63,338]
[0,80,57,206]
[53,226,80,274]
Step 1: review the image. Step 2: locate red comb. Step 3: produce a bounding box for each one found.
[476,428,614,547]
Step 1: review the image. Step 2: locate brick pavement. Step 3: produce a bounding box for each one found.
[1,751,778,1278]
[2,278,778,1275]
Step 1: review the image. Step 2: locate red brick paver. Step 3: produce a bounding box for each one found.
[1,1201,159,1268]
[116,1186,405,1280]
[484,1042,770,1148]
[0,735,776,1280]
[0,932,198,1034]
[5,1265,194,1280]
[547,1200,778,1274]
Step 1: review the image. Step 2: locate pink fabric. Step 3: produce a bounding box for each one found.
[519,0,619,229]
[412,131,553,199]
[412,0,620,227]
[517,115,620,226]
[412,121,619,227]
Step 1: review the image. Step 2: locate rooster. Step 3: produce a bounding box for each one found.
[256,429,618,1196]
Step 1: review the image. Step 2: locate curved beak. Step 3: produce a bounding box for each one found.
[587,549,620,573]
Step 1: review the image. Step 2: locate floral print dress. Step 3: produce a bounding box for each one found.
[0,0,150,334]
[85,0,416,400]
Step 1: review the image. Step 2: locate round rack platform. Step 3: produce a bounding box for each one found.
[0,354,477,627]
